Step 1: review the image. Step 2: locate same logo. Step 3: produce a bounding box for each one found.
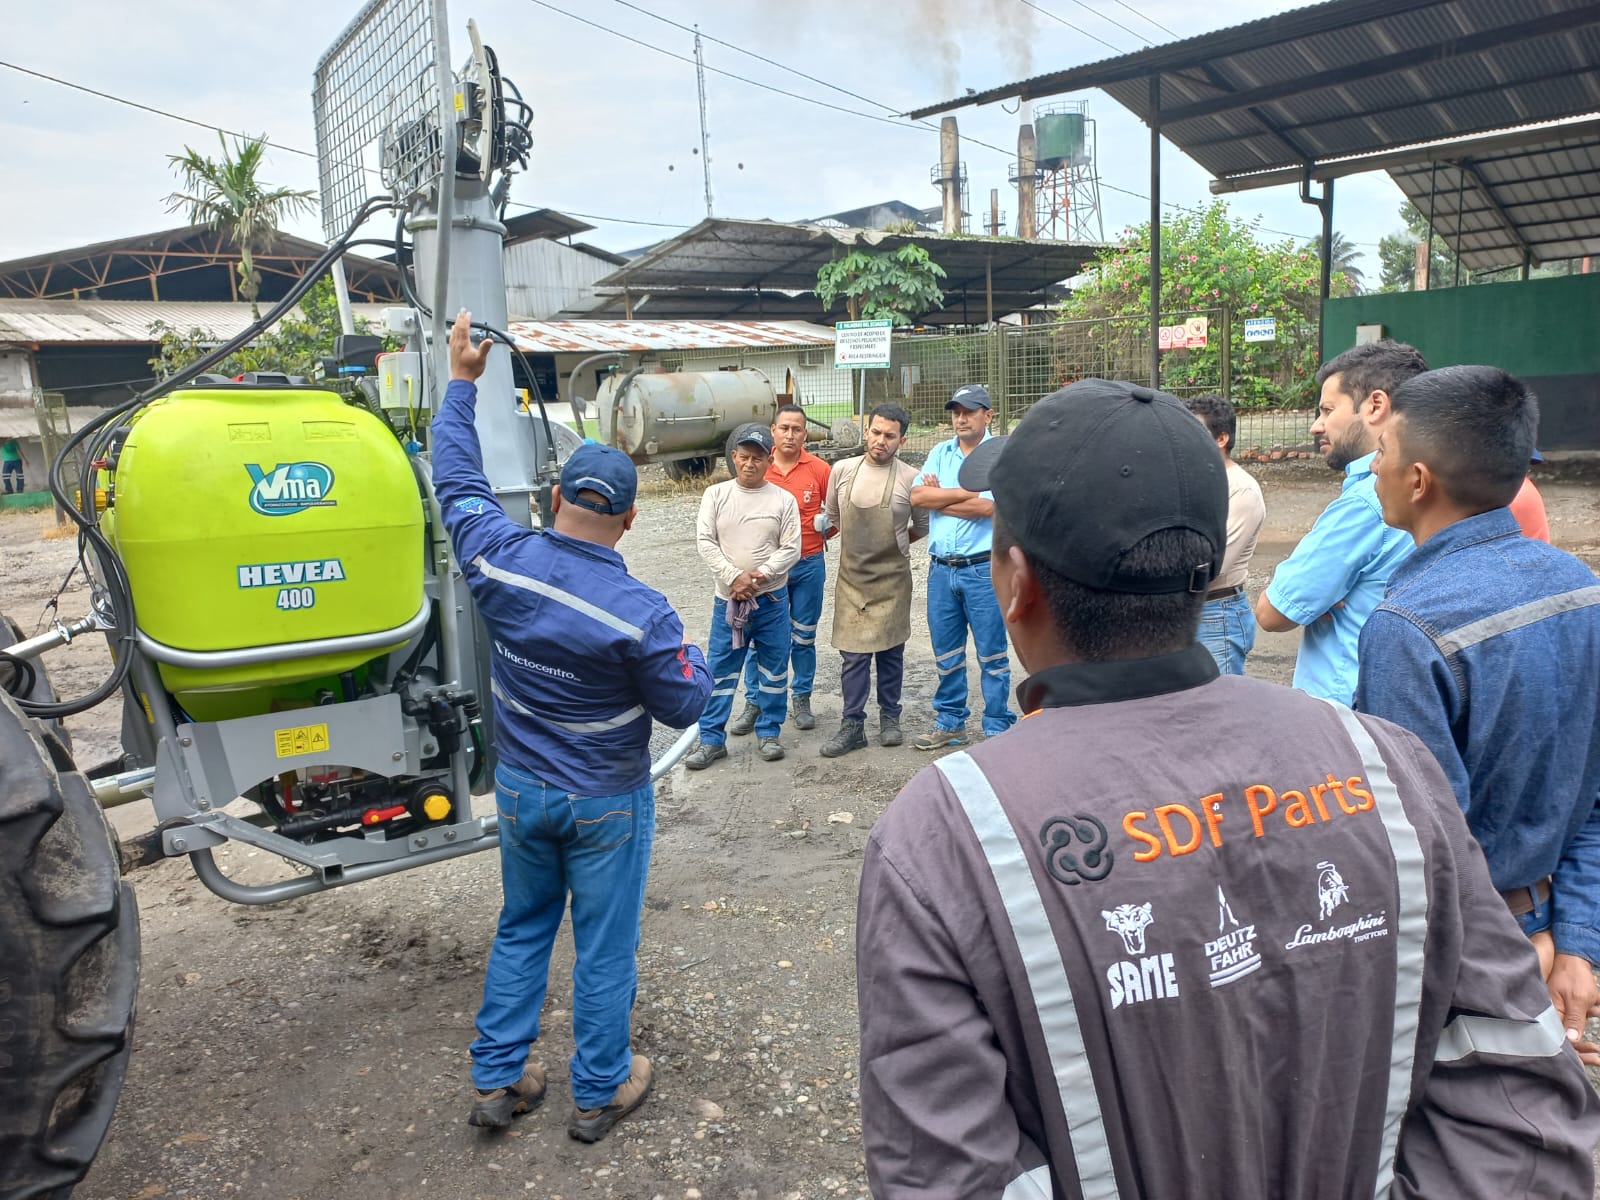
[246,462,336,516]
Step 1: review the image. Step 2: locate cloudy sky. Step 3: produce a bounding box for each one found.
[0,0,1411,277]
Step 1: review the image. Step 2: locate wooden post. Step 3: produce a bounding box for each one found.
[1413,242,1430,291]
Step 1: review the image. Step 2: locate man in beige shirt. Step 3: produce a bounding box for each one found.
[1187,393,1265,674]
[819,403,929,757]
[687,423,801,768]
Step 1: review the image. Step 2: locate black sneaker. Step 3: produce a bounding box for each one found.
[568,1054,653,1144]
[468,1059,546,1128]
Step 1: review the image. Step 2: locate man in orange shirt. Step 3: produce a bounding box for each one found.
[729,404,834,733]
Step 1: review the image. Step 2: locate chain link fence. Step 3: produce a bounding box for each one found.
[663,308,1319,462]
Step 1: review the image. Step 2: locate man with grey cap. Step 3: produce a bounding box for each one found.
[433,311,711,1141]
[910,382,1015,748]
[687,422,802,768]
[856,378,1599,1199]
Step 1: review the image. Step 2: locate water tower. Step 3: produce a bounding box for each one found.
[1033,101,1102,242]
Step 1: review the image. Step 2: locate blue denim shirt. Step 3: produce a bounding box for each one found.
[1353,507,1600,961]
[432,379,711,795]
[923,432,995,558]
[1265,451,1413,703]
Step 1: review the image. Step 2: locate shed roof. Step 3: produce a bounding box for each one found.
[592,219,1099,325]
[505,319,836,355]
[909,0,1600,184]
[0,299,390,346]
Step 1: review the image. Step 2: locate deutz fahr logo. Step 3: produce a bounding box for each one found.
[245,462,337,516]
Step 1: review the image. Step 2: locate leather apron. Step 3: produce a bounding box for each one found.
[830,459,913,654]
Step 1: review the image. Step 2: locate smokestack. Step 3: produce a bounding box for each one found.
[1017,123,1038,240]
[940,117,961,235]
[990,188,1000,237]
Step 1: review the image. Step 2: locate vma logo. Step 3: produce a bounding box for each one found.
[246,462,336,516]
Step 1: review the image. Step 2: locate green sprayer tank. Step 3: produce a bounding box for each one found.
[107,385,426,721]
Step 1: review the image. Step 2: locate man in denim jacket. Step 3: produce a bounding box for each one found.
[1357,365,1600,1061]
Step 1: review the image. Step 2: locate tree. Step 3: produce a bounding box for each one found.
[1376,202,1458,293]
[1059,201,1347,408]
[1304,231,1365,293]
[815,245,947,325]
[149,275,367,382]
[165,133,316,319]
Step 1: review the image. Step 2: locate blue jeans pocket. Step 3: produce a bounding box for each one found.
[494,773,526,849]
[567,792,634,852]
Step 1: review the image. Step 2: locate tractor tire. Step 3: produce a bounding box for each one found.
[1,613,69,755]
[0,689,139,1200]
[662,455,717,482]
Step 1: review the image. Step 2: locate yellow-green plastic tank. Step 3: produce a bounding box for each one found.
[109,385,425,718]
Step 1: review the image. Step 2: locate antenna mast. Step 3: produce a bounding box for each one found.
[694,26,714,218]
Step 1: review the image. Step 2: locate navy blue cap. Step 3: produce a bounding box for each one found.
[560,443,638,514]
[727,422,776,457]
[947,383,993,410]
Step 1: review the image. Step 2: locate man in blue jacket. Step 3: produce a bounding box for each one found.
[1357,364,1600,1063]
[432,311,712,1141]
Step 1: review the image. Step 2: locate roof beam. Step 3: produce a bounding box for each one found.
[1161,7,1600,126]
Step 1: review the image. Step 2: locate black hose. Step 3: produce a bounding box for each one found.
[0,651,37,699]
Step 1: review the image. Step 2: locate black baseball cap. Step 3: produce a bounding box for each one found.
[947,383,993,411]
[958,379,1227,594]
[560,442,638,514]
[727,422,775,456]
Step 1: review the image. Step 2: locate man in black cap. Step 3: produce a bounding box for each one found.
[686,422,802,768]
[855,378,1598,1198]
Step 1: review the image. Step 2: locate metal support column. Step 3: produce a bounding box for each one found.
[1149,75,1162,390]
[1300,171,1334,362]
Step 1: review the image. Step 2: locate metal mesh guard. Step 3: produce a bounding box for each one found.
[312,0,442,240]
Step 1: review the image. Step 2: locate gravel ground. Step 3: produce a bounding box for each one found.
[3,458,1599,1200]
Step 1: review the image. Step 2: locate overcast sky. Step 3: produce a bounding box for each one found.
[0,0,1411,278]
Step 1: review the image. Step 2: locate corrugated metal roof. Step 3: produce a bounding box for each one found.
[0,400,111,441]
[1388,120,1600,269]
[0,299,391,345]
[505,320,837,354]
[907,0,1600,185]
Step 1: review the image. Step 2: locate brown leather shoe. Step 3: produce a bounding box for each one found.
[468,1058,546,1128]
[567,1054,653,1143]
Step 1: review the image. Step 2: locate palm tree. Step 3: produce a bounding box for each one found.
[1304,231,1366,294]
[166,134,316,318]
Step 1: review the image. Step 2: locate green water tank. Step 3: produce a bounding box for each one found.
[1036,111,1086,169]
[108,385,426,719]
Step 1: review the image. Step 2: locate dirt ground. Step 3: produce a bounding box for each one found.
[3,459,1599,1200]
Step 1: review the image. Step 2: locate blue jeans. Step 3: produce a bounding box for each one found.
[470,761,655,1107]
[742,552,824,700]
[1197,592,1256,675]
[1515,891,1553,939]
[700,589,790,744]
[929,561,1015,737]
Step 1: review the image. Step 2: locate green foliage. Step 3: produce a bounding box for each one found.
[165,132,316,319]
[815,244,947,325]
[1376,202,1459,293]
[1304,231,1365,293]
[1059,201,1342,408]
[148,276,370,382]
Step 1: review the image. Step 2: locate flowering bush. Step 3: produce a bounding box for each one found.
[1058,202,1348,408]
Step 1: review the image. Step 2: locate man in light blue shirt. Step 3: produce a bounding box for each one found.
[909,383,1016,746]
[1256,341,1425,702]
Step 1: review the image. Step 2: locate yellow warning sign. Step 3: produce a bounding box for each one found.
[274,723,331,758]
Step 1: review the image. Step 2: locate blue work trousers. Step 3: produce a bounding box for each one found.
[929,560,1015,737]
[742,551,824,700]
[470,761,654,1108]
[700,589,790,744]
[1197,591,1256,676]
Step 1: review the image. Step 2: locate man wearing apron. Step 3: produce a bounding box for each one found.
[819,403,929,758]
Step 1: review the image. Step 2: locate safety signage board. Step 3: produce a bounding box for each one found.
[1158,316,1208,351]
[834,319,893,369]
[1244,316,1277,343]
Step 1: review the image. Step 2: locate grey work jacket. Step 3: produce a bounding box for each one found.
[857,644,1600,1200]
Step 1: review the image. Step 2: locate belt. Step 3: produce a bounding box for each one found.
[1500,876,1552,917]
[1205,584,1244,601]
[931,552,991,569]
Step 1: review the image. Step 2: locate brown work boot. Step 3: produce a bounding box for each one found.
[568,1054,653,1144]
[728,702,759,737]
[467,1057,546,1128]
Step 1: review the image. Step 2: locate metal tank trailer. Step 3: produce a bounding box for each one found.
[585,365,862,480]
